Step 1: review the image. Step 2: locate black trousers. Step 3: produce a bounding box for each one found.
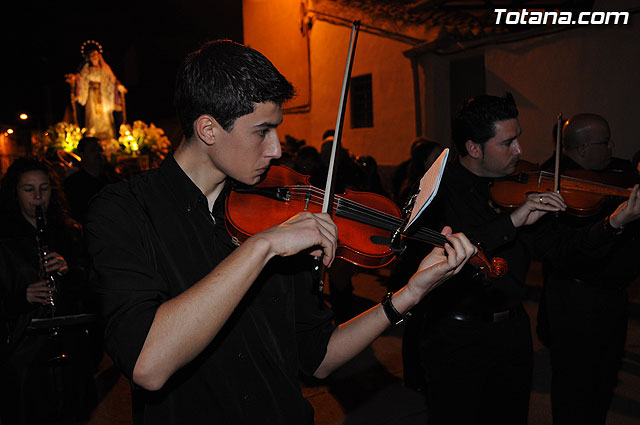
[541,278,628,425]
[420,308,533,425]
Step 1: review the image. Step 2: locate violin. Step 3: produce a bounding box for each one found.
[489,159,633,217]
[227,20,505,280]
[225,165,508,278]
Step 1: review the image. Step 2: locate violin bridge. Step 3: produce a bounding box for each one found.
[304,190,312,211]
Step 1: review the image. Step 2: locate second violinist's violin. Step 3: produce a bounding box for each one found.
[225,165,508,278]
[490,160,633,217]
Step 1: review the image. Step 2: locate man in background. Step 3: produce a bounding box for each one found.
[538,113,640,425]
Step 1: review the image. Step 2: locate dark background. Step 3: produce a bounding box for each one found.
[0,1,244,143]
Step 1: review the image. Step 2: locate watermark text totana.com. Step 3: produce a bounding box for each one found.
[494,9,629,25]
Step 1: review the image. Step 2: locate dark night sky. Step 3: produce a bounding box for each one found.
[1,1,244,143]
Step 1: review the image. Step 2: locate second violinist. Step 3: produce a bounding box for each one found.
[537,113,640,425]
[415,94,640,425]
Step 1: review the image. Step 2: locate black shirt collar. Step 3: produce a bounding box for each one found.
[159,152,209,213]
[158,152,232,216]
[449,159,494,187]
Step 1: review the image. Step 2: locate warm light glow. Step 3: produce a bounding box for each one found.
[6,129,14,134]
[19,114,28,120]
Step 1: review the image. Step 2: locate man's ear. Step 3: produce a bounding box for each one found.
[465,140,483,159]
[194,115,221,146]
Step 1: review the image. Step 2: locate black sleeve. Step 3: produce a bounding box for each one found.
[292,267,336,376]
[85,186,169,380]
[427,183,518,257]
[523,214,620,271]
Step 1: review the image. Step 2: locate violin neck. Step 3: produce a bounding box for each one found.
[404,225,449,247]
[562,178,631,198]
[539,171,632,198]
[333,196,447,247]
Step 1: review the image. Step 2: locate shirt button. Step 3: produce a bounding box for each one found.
[237,352,245,360]
[242,394,249,401]
[503,235,509,241]
[272,296,279,303]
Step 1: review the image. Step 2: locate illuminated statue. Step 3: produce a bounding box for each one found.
[65,40,127,140]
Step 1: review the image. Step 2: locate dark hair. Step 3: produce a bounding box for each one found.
[398,140,442,203]
[0,156,69,227]
[322,129,335,141]
[174,40,295,138]
[84,45,99,55]
[76,136,101,154]
[452,93,518,156]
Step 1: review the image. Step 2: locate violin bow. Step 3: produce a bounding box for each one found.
[554,113,563,193]
[315,20,361,292]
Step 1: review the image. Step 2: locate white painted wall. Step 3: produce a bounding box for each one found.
[243,0,418,165]
[486,20,640,165]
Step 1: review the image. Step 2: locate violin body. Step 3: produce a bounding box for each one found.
[227,165,508,278]
[490,160,632,217]
[226,165,402,268]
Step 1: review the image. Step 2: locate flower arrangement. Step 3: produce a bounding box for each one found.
[32,122,86,155]
[118,121,172,160]
[32,120,172,175]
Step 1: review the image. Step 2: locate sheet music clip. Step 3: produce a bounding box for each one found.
[389,222,407,255]
[390,193,417,255]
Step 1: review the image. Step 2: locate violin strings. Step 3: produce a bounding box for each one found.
[287,186,396,230]
[288,186,402,229]
[286,186,447,246]
[536,171,630,193]
[289,185,446,240]
[291,186,446,243]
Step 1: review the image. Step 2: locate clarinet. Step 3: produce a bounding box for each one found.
[35,205,57,318]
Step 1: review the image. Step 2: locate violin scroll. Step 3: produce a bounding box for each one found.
[468,250,508,279]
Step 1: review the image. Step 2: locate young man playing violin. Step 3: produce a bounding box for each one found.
[537,113,640,425]
[84,40,477,425]
[416,94,640,425]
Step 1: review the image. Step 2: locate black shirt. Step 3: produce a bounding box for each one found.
[85,154,336,425]
[420,159,620,317]
[539,155,640,288]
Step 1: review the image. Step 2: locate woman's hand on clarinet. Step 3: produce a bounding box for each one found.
[26,281,54,305]
[44,252,68,276]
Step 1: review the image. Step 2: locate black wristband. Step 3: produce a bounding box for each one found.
[381,292,411,326]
